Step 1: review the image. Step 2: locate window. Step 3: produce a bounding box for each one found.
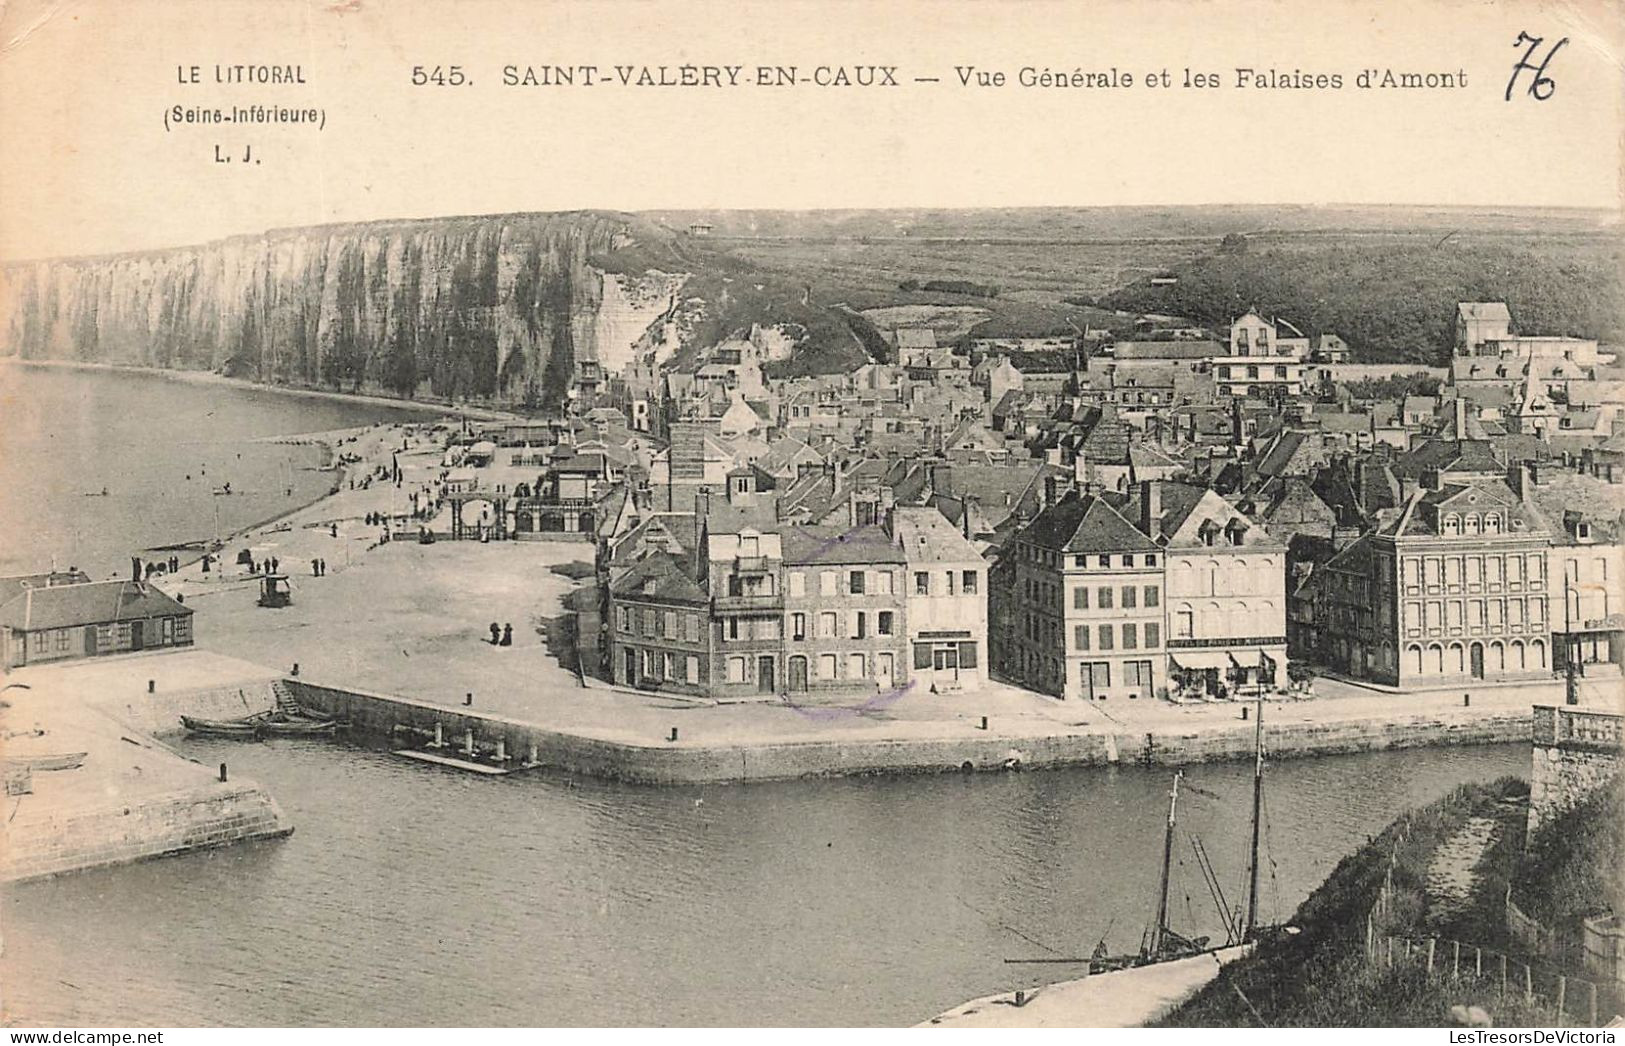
[1074,587,1090,610]
[727,657,746,683]
[1123,623,1138,649]
[854,612,868,639]
[877,611,894,636]
[818,612,838,638]
[663,652,677,679]
[849,570,865,595]
[876,570,893,595]
[644,650,658,676]
[962,570,978,595]
[848,653,866,679]
[642,609,656,637]
[1176,606,1194,638]
[728,618,741,641]
[1123,555,1135,568]
[915,572,930,595]
[1074,625,1090,651]
[1122,587,1137,609]
[759,618,781,640]
[1145,622,1160,648]
[686,655,700,684]
[791,613,806,640]
[1098,625,1114,651]
[820,571,837,596]
[1144,586,1159,608]
[662,610,677,638]
[1100,555,1111,568]
[913,643,932,670]
[1099,587,1114,609]
[53,629,71,652]
[685,615,701,643]
[818,654,838,679]
[789,572,806,597]
[617,607,630,632]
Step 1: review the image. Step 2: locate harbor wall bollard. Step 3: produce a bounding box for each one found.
[292,662,300,677]
[669,727,679,742]
[148,680,156,694]
[219,763,228,783]
[528,743,538,765]
[464,728,475,756]
[979,716,988,730]
[465,692,473,706]
[495,738,506,762]
[1242,706,1249,720]
[434,722,444,748]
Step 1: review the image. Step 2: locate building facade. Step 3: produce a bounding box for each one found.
[891,507,987,691]
[1,579,194,670]
[999,490,1166,700]
[782,525,909,698]
[1316,471,1555,687]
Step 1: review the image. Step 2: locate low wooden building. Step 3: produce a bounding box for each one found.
[1,579,194,669]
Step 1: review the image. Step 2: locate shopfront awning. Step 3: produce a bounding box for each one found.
[1170,650,1231,671]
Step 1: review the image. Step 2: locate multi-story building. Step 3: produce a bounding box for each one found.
[998,488,1165,700]
[1142,481,1288,696]
[890,507,987,691]
[607,551,711,693]
[1549,510,1624,676]
[1210,310,1305,399]
[1315,468,1554,687]
[699,494,785,697]
[782,523,908,698]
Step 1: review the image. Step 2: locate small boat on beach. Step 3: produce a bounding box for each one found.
[3,752,89,772]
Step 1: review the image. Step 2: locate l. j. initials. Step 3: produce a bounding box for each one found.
[1506,31,1568,101]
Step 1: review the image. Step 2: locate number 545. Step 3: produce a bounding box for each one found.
[412,66,467,86]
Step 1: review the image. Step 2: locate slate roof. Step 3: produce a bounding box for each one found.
[0,579,192,631]
[608,552,708,605]
[781,524,907,566]
[0,570,92,609]
[1016,491,1158,555]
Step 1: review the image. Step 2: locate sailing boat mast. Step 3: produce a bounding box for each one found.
[1148,770,1183,958]
[1244,693,1265,940]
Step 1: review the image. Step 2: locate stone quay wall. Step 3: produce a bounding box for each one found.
[91,681,281,738]
[3,782,293,883]
[1528,705,1622,833]
[288,678,1531,786]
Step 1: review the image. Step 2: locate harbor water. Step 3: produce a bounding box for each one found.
[3,739,1526,1026]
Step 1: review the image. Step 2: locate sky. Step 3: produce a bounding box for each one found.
[0,0,1620,260]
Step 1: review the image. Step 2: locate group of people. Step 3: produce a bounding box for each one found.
[310,558,329,577]
[488,622,515,647]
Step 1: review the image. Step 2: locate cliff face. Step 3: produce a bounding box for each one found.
[0,212,688,408]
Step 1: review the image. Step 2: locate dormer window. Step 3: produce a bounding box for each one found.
[642,579,657,596]
[1484,513,1502,534]
[1442,514,1460,536]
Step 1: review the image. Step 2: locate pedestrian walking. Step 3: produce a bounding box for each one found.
[500,623,513,647]
[312,558,320,577]
[489,622,501,645]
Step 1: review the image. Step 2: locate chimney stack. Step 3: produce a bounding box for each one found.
[1043,475,1059,510]
[1140,480,1162,537]
[1508,463,1533,505]
[1453,395,1467,435]
[131,556,142,584]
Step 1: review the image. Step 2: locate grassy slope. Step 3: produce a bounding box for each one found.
[1512,775,1625,927]
[1157,778,1547,1027]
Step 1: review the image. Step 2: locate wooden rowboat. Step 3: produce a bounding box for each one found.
[3,752,89,772]
[180,714,265,737]
[258,716,339,737]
